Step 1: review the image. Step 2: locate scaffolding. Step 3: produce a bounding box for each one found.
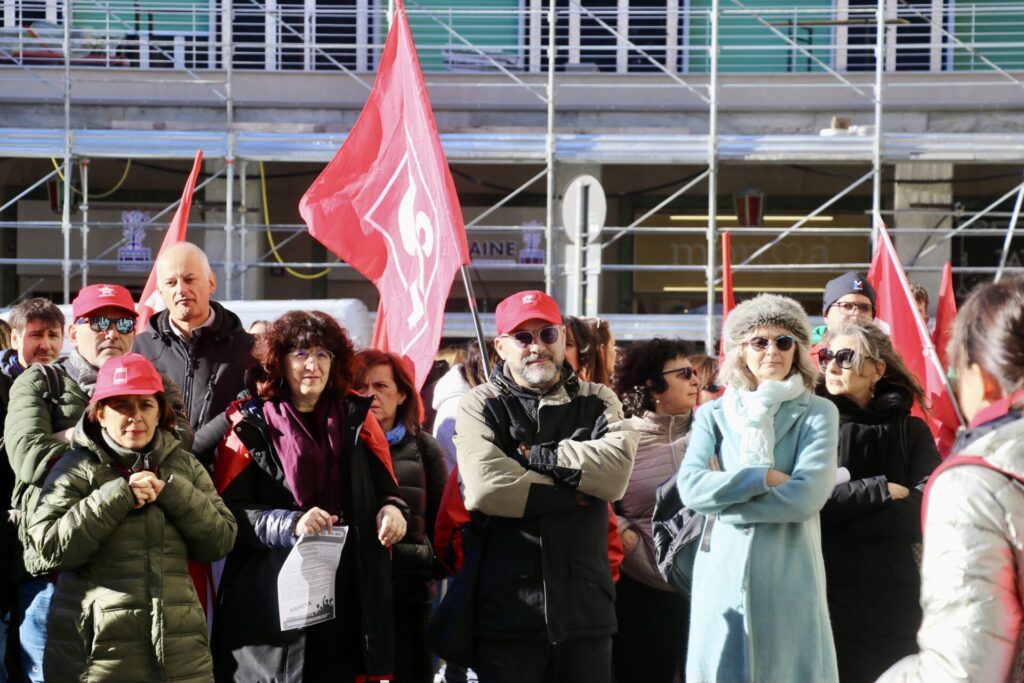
[1,0,1024,347]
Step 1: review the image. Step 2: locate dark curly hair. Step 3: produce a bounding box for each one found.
[353,349,422,435]
[252,310,355,404]
[613,338,692,416]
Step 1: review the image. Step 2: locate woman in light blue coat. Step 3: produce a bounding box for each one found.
[677,293,840,683]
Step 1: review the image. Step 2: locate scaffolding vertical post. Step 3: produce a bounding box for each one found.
[544,0,556,296]
[871,0,884,246]
[705,0,719,353]
[224,0,235,300]
[62,0,73,303]
[80,158,89,288]
[239,159,248,295]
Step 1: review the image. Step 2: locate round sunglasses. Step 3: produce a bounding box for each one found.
[501,325,561,349]
[747,335,795,352]
[75,315,136,335]
[818,347,857,370]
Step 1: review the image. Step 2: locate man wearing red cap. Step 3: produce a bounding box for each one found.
[3,284,190,683]
[447,290,637,682]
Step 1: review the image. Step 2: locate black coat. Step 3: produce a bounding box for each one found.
[818,383,942,683]
[133,302,254,463]
[389,430,448,606]
[212,394,406,682]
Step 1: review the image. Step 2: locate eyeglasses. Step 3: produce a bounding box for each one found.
[661,366,695,381]
[501,325,561,349]
[747,335,796,352]
[75,316,136,335]
[703,383,721,393]
[830,301,873,316]
[287,348,335,365]
[818,347,857,370]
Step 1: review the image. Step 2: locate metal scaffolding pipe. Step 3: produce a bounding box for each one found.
[544,0,556,296]
[995,173,1024,283]
[81,158,89,288]
[705,0,719,352]
[62,0,73,303]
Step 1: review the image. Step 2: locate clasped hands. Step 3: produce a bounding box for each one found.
[128,471,166,509]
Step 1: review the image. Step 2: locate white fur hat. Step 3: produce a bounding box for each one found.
[724,294,812,350]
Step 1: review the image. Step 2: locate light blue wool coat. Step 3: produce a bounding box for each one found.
[677,391,840,683]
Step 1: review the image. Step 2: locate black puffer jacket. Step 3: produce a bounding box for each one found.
[389,430,448,605]
[212,394,407,682]
[133,302,254,463]
[817,382,942,683]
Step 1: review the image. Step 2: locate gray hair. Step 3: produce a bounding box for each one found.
[718,294,818,392]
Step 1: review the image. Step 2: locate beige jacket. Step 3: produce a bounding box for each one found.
[878,414,1024,683]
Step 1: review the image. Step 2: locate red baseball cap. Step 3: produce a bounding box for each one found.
[91,353,165,404]
[72,284,137,320]
[494,290,562,335]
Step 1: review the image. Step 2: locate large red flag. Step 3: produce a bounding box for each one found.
[867,218,962,457]
[718,231,735,365]
[136,150,204,332]
[932,261,956,370]
[299,0,469,389]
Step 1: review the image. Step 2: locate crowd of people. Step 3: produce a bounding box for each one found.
[0,254,1021,683]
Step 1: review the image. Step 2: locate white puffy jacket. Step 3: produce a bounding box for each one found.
[878,413,1024,683]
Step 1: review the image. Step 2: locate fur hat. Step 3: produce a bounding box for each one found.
[724,294,811,350]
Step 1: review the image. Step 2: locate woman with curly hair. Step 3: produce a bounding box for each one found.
[212,311,408,683]
[816,323,940,683]
[612,338,700,682]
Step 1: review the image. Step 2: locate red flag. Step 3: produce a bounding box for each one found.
[718,231,735,365]
[867,218,962,457]
[932,261,956,370]
[299,0,470,389]
[136,150,204,332]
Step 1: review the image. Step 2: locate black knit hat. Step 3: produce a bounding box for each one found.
[823,271,876,315]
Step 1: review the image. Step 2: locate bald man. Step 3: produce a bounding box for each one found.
[134,242,255,463]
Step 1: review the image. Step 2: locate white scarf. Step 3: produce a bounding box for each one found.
[722,373,807,468]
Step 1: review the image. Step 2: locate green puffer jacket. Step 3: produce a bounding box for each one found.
[27,417,236,683]
[4,354,192,577]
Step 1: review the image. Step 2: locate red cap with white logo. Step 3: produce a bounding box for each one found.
[72,284,137,320]
[494,290,562,335]
[91,353,165,404]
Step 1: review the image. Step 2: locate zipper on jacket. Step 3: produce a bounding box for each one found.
[195,375,216,428]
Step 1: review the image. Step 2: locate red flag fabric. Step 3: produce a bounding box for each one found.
[932,261,956,370]
[299,0,470,390]
[867,219,962,457]
[718,232,735,365]
[136,150,203,332]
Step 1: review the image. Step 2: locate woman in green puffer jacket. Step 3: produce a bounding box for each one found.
[26,353,237,683]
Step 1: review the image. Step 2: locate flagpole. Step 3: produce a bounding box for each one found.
[460,265,491,376]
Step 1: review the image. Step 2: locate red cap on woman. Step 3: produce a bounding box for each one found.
[90,353,164,404]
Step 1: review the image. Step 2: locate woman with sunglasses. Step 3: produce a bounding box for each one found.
[354,350,448,683]
[611,338,699,682]
[879,277,1024,682]
[27,353,236,682]
[688,353,724,406]
[815,323,940,683]
[212,311,408,683]
[677,294,840,683]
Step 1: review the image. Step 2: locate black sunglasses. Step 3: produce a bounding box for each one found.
[747,335,795,352]
[503,325,560,349]
[818,347,857,370]
[703,383,721,393]
[661,366,695,381]
[75,315,136,335]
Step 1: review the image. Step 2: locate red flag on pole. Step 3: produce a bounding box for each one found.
[136,150,204,332]
[299,0,470,389]
[867,217,962,457]
[718,231,735,365]
[932,261,956,370]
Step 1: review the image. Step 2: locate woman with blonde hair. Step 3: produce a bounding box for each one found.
[677,293,839,683]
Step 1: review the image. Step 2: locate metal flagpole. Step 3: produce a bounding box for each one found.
[460,266,491,375]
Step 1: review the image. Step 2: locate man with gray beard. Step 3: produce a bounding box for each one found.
[450,290,637,683]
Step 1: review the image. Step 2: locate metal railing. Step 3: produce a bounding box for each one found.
[2,1,1024,75]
